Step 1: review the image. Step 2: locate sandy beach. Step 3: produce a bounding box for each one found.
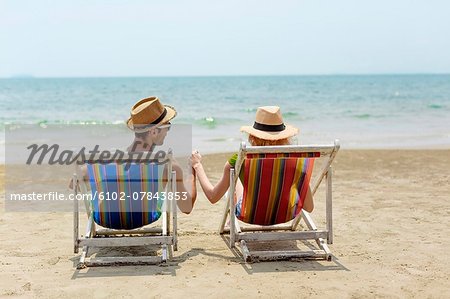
[0,149,449,298]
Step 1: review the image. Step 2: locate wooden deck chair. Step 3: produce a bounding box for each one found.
[219,140,340,262]
[73,151,178,268]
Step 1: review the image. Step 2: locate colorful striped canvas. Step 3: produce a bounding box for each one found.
[237,153,317,226]
[86,163,163,230]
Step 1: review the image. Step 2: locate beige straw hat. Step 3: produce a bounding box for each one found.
[126,96,177,133]
[240,106,298,140]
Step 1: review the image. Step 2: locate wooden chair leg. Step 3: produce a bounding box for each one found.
[161,244,167,263]
[219,195,230,234]
[77,246,88,269]
[240,240,251,262]
[73,174,79,254]
[171,170,178,251]
[326,166,333,244]
[229,169,236,248]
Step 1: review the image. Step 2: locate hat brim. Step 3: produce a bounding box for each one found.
[126,105,177,133]
[240,123,299,140]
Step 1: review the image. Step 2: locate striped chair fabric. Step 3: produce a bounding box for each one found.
[87,163,163,230]
[237,152,318,226]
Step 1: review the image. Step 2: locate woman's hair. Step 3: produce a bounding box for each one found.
[248,135,291,146]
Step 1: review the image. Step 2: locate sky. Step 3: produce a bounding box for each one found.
[0,0,449,77]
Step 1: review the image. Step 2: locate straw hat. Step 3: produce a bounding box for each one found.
[240,106,298,140]
[126,96,177,132]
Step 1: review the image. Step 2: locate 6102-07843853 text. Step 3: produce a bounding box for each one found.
[9,191,188,201]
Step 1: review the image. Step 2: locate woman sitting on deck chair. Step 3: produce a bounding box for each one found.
[191,106,314,213]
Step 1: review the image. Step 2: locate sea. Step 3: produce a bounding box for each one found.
[1,75,449,162]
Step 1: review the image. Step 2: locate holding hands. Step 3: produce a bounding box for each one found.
[191,150,202,170]
[190,149,233,204]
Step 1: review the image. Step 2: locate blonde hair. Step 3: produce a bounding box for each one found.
[248,135,291,146]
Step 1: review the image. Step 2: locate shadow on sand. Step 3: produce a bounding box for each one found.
[71,236,348,279]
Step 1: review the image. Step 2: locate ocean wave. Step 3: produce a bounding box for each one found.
[427,104,443,109]
[0,120,126,130]
[352,113,387,119]
[0,119,125,125]
[283,112,299,118]
[353,114,371,119]
[192,116,242,129]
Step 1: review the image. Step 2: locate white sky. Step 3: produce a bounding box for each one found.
[0,0,449,77]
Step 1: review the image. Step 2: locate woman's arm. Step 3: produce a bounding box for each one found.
[192,152,231,204]
[302,186,314,213]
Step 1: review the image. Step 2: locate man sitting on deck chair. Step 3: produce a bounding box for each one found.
[71,96,197,214]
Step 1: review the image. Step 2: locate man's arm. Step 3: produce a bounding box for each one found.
[171,162,197,214]
[68,166,89,190]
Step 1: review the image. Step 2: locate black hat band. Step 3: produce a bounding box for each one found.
[253,121,286,132]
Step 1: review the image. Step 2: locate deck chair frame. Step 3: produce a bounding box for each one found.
[73,152,178,268]
[219,140,340,262]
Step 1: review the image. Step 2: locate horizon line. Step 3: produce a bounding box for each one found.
[2,72,450,79]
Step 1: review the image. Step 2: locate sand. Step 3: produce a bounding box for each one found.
[0,150,449,298]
